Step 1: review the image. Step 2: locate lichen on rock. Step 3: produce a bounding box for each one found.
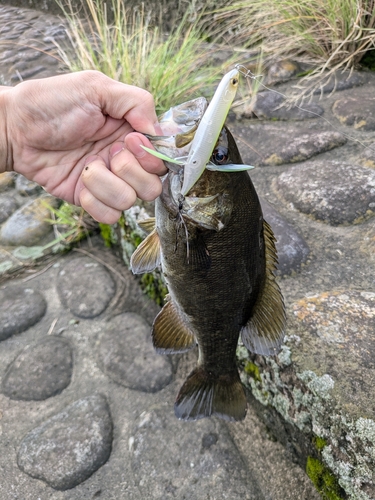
[236,289,375,499]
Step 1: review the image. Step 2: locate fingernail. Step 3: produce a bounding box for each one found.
[153,121,163,135]
[128,141,146,159]
[109,142,124,159]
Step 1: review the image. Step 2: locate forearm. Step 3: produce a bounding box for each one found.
[0,85,13,172]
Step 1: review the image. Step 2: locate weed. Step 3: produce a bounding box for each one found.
[56,0,234,113]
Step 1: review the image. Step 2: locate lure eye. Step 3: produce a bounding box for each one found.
[212,146,229,165]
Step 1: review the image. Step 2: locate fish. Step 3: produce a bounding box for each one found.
[130,98,286,422]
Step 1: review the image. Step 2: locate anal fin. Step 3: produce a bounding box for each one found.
[130,229,161,274]
[241,220,286,356]
[152,299,196,354]
[174,368,247,421]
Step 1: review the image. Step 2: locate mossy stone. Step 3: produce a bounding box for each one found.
[306,456,344,500]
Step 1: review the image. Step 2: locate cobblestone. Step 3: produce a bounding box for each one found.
[97,312,173,393]
[17,394,113,490]
[2,336,73,400]
[0,3,374,500]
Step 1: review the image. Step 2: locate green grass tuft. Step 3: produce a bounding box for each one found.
[44,201,96,246]
[56,0,234,113]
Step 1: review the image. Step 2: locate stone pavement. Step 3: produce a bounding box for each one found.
[0,3,374,500]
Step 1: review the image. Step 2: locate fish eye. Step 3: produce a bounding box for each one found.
[232,78,238,85]
[212,146,229,165]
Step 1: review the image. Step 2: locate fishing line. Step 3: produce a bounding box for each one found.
[235,63,375,155]
[176,195,190,264]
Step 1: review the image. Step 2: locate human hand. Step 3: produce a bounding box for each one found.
[0,70,166,223]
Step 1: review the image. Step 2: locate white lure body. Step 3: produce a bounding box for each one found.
[180,69,239,196]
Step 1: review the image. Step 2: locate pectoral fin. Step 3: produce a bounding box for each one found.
[152,299,196,353]
[241,220,286,356]
[130,229,161,274]
[185,234,211,271]
[138,217,156,234]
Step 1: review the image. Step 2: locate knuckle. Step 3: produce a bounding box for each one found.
[81,163,99,185]
[139,178,162,201]
[79,188,94,210]
[119,187,137,210]
[101,208,121,225]
[138,88,155,108]
[110,157,133,178]
[82,69,106,84]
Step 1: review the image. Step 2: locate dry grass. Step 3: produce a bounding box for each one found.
[211,0,375,95]
[56,0,235,113]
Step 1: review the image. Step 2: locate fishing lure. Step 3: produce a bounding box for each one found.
[141,68,254,191]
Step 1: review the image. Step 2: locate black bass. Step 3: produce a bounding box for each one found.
[131,100,286,422]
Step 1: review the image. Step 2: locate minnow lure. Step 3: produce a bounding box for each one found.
[140,69,253,191]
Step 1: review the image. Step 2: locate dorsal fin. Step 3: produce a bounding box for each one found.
[138,217,156,234]
[152,299,196,354]
[130,229,161,274]
[241,220,286,356]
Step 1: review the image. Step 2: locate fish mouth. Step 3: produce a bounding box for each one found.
[146,97,208,170]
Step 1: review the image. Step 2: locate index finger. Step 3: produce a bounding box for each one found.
[125,132,167,176]
[88,72,159,135]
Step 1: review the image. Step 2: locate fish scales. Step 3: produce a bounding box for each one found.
[131,98,286,422]
[157,170,264,373]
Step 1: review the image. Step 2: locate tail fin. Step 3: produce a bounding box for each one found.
[174,368,247,421]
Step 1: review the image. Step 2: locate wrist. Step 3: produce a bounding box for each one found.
[0,86,13,173]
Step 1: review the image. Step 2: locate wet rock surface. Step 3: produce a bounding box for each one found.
[0,4,374,500]
[312,70,366,94]
[332,96,375,130]
[265,58,302,85]
[292,291,375,403]
[0,196,58,246]
[244,90,324,120]
[260,198,310,274]
[357,141,375,168]
[230,122,347,166]
[0,4,68,85]
[0,194,19,223]
[0,171,16,191]
[15,175,43,196]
